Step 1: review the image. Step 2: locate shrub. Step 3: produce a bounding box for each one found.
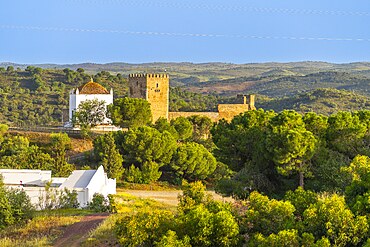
[59,189,79,209]
[6,188,34,223]
[88,193,110,212]
[115,209,175,247]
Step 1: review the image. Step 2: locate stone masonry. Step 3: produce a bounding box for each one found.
[128,74,170,122]
[128,73,256,122]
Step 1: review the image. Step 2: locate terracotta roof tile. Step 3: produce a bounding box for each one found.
[77,79,109,94]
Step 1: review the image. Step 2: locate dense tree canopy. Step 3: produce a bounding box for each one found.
[108,97,152,128]
[171,142,217,181]
[93,133,124,179]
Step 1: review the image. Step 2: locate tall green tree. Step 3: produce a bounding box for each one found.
[212,110,278,196]
[342,155,370,215]
[50,133,74,176]
[108,97,152,128]
[170,117,193,141]
[267,110,317,188]
[121,126,177,167]
[187,115,213,141]
[212,109,276,172]
[171,142,217,181]
[303,193,368,246]
[0,176,13,229]
[93,133,124,179]
[326,111,367,158]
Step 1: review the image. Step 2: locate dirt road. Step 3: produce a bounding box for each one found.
[53,213,109,247]
[120,189,234,206]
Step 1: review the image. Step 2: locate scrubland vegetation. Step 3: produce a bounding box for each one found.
[0,63,370,245]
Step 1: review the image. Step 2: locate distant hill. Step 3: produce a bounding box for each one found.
[3,61,370,89]
[0,62,369,125]
[258,88,370,115]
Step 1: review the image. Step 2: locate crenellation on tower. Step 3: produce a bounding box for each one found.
[128,73,170,122]
[128,73,256,123]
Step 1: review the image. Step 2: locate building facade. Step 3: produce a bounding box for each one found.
[129,73,256,122]
[128,74,170,122]
[68,78,113,125]
[0,166,116,209]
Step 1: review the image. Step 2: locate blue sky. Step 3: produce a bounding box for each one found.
[1,0,370,64]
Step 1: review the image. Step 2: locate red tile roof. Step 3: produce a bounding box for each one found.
[77,79,109,94]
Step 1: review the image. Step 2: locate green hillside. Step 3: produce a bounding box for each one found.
[0,62,369,125]
[258,88,370,115]
[0,67,127,126]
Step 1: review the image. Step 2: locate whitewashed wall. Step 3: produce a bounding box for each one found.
[69,90,114,124]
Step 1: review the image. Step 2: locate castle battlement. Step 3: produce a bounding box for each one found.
[128,73,255,123]
[129,73,169,78]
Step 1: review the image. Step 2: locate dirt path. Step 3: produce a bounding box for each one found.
[120,189,234,206]
[53,213,109,247]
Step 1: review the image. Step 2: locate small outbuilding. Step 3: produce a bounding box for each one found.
[0,166,116,208]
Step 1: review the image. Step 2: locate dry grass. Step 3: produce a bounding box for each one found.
[119,189,234,207]
[0,209,93,247]
[114,192,177,213]
[7,130,93,158]
[82,214,122,247]
[0,215,82,247]
[118,181,180,191]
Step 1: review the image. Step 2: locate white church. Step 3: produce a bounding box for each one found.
[68,78,114,126]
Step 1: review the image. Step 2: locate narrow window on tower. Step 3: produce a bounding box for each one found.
[155,83,160,92]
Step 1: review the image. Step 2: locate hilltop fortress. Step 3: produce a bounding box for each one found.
[128,73,256,122]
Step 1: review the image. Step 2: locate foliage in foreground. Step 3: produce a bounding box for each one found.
[114,179,370,247]
[213,109,370,198]
[115,181,240,247]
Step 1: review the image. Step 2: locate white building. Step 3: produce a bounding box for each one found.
[68,78,114,125]
[59,166,116,207]
[0,166,116,208]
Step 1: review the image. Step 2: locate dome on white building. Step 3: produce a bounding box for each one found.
[67,78,114,126]
[75,79,110,94]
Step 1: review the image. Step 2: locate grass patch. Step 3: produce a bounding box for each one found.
[0,236,50,247]
[34,208,94,217]
[0,215,82,246]
[117,181,180,191]
[114,192,176,213]
[0,209,92,246]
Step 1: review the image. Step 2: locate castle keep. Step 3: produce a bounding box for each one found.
[128,73,256,122]
[129,74,169,122]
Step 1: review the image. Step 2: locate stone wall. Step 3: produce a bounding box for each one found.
[168,112,220,122]
[218,104,250,121]
[128,74,256,123]
[169,104,253,122]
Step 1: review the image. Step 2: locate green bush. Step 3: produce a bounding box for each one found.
[6,188,34,223]
[88,193,110,212]
[115,209,175,247]
[59,189,79,209]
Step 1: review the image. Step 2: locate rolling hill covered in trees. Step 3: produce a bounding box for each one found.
[0,61,369,125]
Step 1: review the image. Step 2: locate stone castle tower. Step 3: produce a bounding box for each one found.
[128,74,169,122]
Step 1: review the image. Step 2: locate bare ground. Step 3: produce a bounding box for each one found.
[120,189,234,206]
[53,213,109,247]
